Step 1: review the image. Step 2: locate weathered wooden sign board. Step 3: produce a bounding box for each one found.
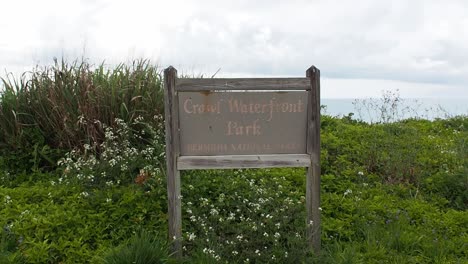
[179,91,308,155]
[164,66,321,257]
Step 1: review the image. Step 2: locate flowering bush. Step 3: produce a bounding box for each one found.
[57,116,165,187]
[179,168,311,263]
[1,109,466,262]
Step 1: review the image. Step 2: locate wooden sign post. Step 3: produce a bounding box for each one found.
[164,66,321,257]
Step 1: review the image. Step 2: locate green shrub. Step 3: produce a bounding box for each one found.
[0,226,27,264]
[57,117,165,187]
[1,62,467,263]
[97,230,169,264]
[424,170,468,210]
[0,59,164,172]
[0,182,168,263]
[180,168,310,263]
[0,126,65,175]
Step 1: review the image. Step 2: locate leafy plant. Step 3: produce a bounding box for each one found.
[97,229,169,264]
[57,116,165,187]
[0,59,164,172]
[180,168,310,263]
[1,61,467,263]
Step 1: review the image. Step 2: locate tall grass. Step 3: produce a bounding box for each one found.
[98,230,169,264]
[0,59,164,151]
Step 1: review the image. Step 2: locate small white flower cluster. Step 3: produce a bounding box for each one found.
[4,195,12,204]
[202,247,221,261]
[0,171,10,183]
[187,233,196,241]
[57,117,165,186]
[344,189,353,196]
[20,210,30,216]
[182,171,304,261]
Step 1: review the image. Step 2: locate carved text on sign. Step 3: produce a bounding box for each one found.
[178,92,308,155]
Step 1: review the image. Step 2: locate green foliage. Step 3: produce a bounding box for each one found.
[57,117,165,187]
[321,113,467,210]
[1,63,467,262]
[97,229,169,264]
[0,126,65,175]
[1,225,27,264]
[0,59,164,173]
[180,168,309,263]
[0,182,167,263]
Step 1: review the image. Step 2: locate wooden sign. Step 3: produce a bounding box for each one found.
[164,67,321,257]
[179,91,308,155]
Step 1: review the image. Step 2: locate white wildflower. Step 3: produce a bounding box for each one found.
[188,233,196,241]
[210,208,219,216]
[344,189,352,196]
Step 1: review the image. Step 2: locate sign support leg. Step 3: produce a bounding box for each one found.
[306,66,321,254]
[164,66,182,257]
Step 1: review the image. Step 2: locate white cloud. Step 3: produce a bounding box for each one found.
[322,78,467,99]
[1,0,467,98]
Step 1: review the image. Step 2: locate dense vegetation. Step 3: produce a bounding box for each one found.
[0,60,467,263]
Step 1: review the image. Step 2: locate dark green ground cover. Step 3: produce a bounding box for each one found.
[0,61,466,263]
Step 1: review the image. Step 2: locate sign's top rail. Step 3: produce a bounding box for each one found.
[176,78,310,91]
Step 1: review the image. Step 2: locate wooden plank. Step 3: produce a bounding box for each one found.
[164,66,182,257]
[177,154,311,170]
[176,78,310,91]
[178,91,308,156]
[306,66,321,254]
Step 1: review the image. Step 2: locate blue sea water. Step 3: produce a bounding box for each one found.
[322,98,467,123]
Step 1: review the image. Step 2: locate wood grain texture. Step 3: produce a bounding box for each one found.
[177,154,311,170]
[164,66,182,257]
[176,78,310,91]
[306,66,321,254]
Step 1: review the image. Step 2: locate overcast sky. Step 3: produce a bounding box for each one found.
[1,0,467,98]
